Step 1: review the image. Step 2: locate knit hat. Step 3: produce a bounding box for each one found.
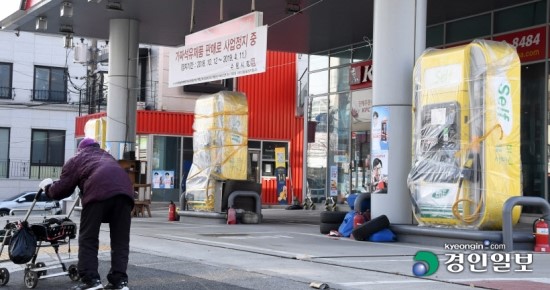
[78,137,99,151]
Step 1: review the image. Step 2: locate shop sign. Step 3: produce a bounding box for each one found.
[349,60,373,90]
[169,25,267,87]
[493,26,546,63]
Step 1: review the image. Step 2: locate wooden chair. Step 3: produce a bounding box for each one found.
[132,184,152,217]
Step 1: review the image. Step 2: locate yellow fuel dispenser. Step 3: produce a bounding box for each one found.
[408,40,521,230]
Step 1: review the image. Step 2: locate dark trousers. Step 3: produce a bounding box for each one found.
[78,195,133,284]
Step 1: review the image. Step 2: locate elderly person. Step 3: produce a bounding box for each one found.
[40,138,134,290]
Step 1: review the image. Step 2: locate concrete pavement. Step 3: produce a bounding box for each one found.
[0,205,549,289]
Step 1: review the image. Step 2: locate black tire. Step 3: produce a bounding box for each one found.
[68,265,79,281]
[320,222,341,234]
[0,210,10,217]
[0,268,9,286]
[24,270,38,289]
[351,215,390,241]
[35,262,46,277]
[320,211,348,224]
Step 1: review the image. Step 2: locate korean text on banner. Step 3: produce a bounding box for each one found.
[169,25,267,87]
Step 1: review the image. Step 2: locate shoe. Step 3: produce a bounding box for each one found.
[104,281,129,290]
[71,279,103,290]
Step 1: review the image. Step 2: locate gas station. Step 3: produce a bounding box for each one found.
[2,0,550,245]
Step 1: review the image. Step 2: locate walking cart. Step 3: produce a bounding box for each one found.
[0,189,80,288]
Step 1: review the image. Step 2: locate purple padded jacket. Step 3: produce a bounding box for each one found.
[47,146,134,207]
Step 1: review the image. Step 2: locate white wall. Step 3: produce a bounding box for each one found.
[0,30,86,197]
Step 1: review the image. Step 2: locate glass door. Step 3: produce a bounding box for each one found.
[351,131,370,194]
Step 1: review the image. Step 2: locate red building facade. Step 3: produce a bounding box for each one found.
[75,51,304,205]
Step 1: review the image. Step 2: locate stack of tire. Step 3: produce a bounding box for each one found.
[319,211,348,234]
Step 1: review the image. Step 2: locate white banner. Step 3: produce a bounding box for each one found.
[169,25,267,87]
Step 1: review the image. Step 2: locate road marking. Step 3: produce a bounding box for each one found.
[449,277,550,283]
[157,234,303,258]
[338,277,550,287]
[320,258,413,263]
[340,280,435,286]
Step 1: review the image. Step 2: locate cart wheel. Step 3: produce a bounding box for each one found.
[0,267,9,286]
[68,265,79,281]
[35,262,47,277]
[24,270,38,289]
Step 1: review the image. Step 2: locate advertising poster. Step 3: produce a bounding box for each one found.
[152,170,174,189]
[329,166,338,197]
[275,147,287,204]
[371,106,389,193]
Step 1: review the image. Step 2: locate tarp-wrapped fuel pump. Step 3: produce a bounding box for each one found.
[408,40,522,230]
[185,91,249,211]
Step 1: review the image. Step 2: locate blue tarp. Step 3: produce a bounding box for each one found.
[338,211,356,237]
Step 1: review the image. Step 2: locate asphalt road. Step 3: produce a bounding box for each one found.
[0,206,549,290]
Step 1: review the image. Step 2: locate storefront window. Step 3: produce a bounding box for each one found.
[427,24,444,48]
[493,2,546,34]
[328,93,351,200]
[521,63,545,202]
[329,67,350,93]
[350,89,372,194]
[309,70,328,95]
[309,54,329,71]
[307,96,328,203]
[352,44,372,63]
[152,136,181,202]
[446,14,491,44]
[330,49,351,67]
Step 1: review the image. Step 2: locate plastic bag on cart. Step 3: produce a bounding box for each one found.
[8,221,37,264]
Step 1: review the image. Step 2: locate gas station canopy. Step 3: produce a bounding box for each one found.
[0,0,532,54]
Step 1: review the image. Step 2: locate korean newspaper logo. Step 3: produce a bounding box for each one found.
[412,240,533,276]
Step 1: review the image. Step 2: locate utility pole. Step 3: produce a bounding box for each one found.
[88,39,98,114]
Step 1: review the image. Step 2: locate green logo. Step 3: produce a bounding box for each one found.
[431,189,449,199]
[412,251,439,276]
